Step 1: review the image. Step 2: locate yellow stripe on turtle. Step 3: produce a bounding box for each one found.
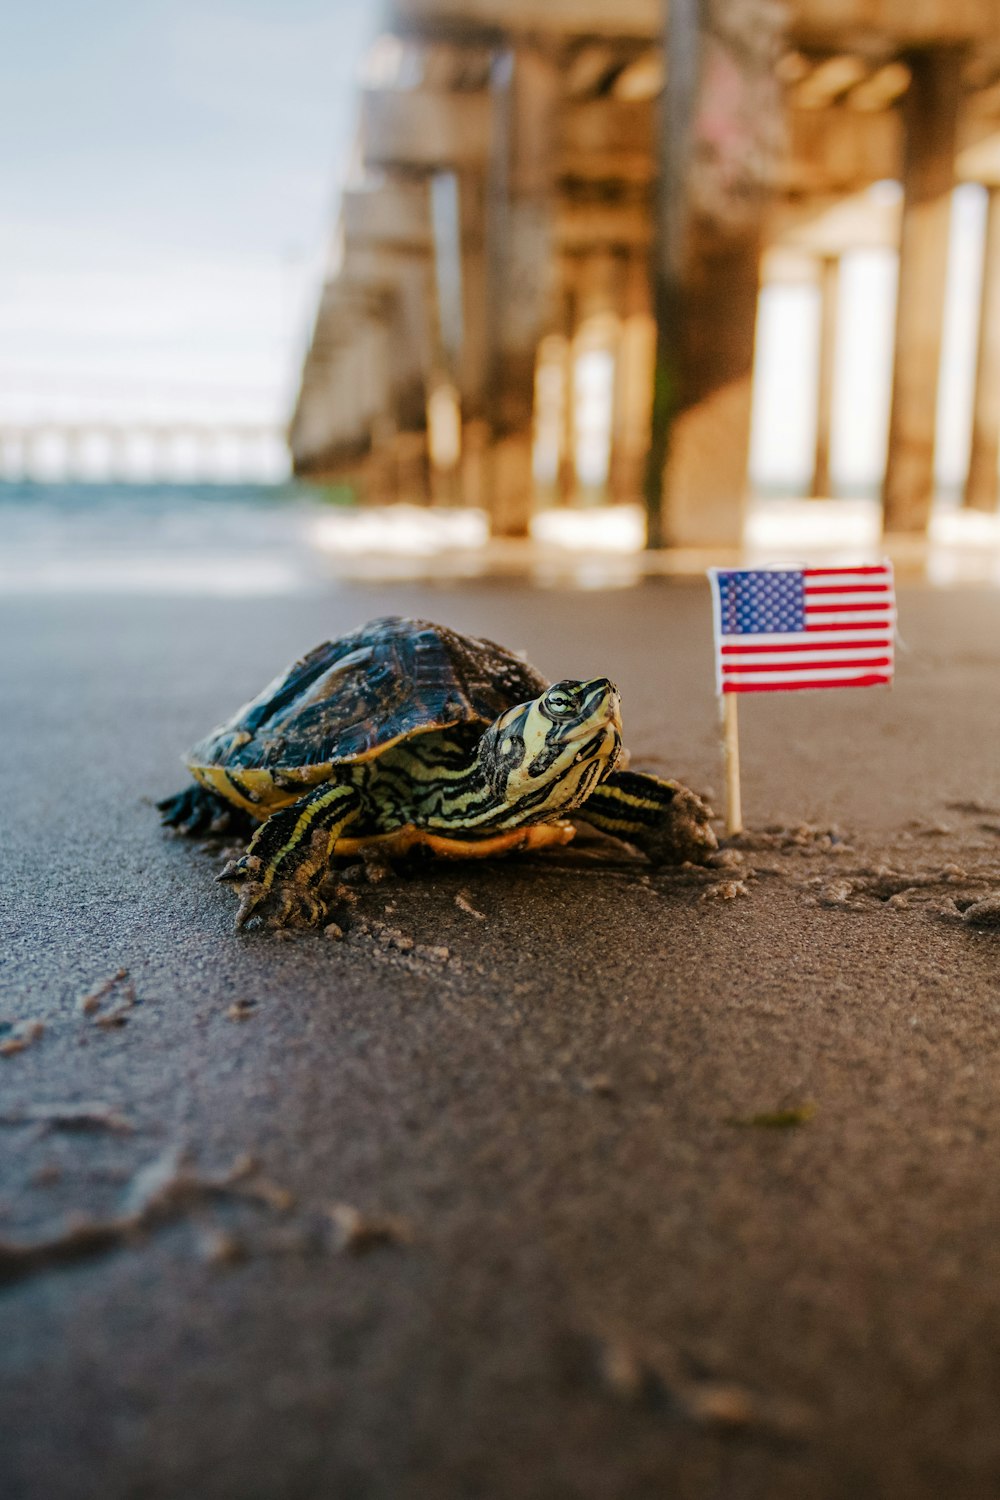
[260,783,358,894]
[189,763,335,817]
[333,820,576,860]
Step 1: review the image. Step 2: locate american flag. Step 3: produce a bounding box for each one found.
[707,564,896,694]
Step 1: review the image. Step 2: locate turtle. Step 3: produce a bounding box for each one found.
[158,616,717,929]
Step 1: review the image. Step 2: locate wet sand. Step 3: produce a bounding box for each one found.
[4,578,1000,1500]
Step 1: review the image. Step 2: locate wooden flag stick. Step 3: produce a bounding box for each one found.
[721,693,743,837]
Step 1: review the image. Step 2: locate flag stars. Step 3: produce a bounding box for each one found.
[716,570,805,636]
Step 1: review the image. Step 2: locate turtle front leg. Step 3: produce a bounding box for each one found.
[218,782,363,930]
[579,769,717,865]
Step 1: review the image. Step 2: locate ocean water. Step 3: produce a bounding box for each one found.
[9,483,1000,597]
[0,481,354,596]
[0,480,522,595]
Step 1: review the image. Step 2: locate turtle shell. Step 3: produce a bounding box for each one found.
[188,616,549,774]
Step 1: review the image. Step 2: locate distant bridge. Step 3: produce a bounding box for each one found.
[0,421,291,483]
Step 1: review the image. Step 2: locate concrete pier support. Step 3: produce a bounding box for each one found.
[882,48,963,535]
[964,184,1000,513]
[446,171,491,507]
[609,252,654,503]
[811,255,840,499]
[391,259,437,504]
[484,46,559,537]
[392,427,432,503]
[555,275,578,504]
[353,258,434,504]
[289,284,398,492]
[646,0,784,549]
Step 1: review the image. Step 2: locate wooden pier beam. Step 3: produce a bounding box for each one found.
[964,184,1000,513]
[609,251,655,503]
[557,272,579,504]
[290,285,394,486]
[430,168,491,508]
[388,261,436,504]
[811,254,840,498]
[339,243,437,504]
[645,0,785,550]
[484,45,559,537]
[882,47,964,535]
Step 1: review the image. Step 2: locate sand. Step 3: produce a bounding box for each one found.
[3,578,1000,1500]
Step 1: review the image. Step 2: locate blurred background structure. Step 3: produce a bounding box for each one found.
[288,0,1000,551]
[6,1,1000,567]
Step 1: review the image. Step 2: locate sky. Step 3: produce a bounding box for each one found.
[0,1,380,432]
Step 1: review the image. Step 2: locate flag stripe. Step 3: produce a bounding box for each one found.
[803,566,891,577]
[803,583,891,595]
[722,663,891,681]
[805,602,893,614]
[723,673,892,693]
[804,592,892,606]
[724,651,890,665]
[723,656,892,674]
[722,654,891,666]
[721,638,892,654]
[722,632,893,648]
[804,620,895,633]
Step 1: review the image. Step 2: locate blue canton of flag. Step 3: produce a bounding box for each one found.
[715,570,805,636]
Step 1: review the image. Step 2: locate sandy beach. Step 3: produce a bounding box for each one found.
[4,572,1000,1499]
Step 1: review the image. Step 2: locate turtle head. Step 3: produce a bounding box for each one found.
[476,678,622,815]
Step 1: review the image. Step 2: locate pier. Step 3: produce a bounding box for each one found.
[292,0,1000,546]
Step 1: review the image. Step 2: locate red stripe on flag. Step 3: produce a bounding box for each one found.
[723,657,892,673]
[805,620,895,632]
[722,673,893,693]
[806,602,893,614]
[803,566,891,577]
[721,638,892,654]
[803,583,891,594]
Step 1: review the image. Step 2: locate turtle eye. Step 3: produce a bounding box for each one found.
[544,686,577,719]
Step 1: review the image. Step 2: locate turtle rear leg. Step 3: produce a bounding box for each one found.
[579,769,717,865]
[218,782,363,930]
[158,783,255,837]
